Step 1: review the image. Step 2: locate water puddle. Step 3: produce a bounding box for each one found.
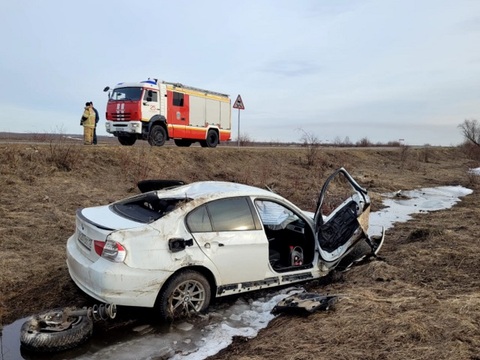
[0,185,473,360]
[0,289,299,360]
[368,185,473,235]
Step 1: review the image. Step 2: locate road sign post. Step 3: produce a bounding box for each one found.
[233,95,245,147]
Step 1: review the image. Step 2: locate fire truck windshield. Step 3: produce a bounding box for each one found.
[110,87,142,101]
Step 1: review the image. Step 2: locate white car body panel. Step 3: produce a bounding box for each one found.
[192,230,269,284]
[67,235,169,306]
[81,206,145,230]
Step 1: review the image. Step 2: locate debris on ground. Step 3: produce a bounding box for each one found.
[271,293,338,315]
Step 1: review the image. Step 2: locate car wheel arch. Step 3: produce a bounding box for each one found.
[154,265,217,305]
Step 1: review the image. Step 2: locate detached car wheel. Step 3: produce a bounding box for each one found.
[157,270,211,321]
[20,308,93,353]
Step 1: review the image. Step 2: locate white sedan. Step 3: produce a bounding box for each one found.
[66,168,384,321]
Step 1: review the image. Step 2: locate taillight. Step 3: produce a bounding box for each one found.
[99,240,126,262]
[94,241,105,256]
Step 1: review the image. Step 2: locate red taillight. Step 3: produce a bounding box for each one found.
[100,240,126,263]
[94,241,105,256]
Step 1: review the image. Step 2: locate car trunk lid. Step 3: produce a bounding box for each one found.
[75,205,145,262]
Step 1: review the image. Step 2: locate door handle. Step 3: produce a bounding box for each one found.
[204,242,224,248]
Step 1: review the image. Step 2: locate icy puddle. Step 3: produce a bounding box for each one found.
[0,290,298,360]
[0,185,472,360]
[368,185,473,236]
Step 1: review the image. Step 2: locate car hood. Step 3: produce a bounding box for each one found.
[79,205,146,230]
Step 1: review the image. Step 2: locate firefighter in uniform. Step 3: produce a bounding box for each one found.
[81,102,96,145]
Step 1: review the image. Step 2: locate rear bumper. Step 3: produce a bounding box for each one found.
[66,235,172,307]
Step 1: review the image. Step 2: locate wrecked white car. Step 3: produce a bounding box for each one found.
[66,168,384,321]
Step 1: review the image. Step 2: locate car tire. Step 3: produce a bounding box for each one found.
[204,130,219,148]
[118,134,137,146]
[157,270,211,321]
[148,125,167,146]
[20,308,93,353]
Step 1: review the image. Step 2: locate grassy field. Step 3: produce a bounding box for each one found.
[1,141,479,359]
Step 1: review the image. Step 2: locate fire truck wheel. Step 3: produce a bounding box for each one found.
[205,130,219,148]
[149,125,167,146]
[118,135,137,146]
[174,139,192,147]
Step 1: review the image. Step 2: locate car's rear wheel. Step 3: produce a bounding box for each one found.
[20,308,93,353]
[157,270,211,321]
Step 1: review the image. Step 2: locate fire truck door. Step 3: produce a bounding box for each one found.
[142,89,160,121]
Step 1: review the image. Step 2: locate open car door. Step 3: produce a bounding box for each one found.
[313,168,372,263]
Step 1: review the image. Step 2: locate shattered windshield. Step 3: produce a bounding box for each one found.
[110,87,142,101]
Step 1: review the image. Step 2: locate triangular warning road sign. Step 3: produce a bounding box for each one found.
[233,94,245,110]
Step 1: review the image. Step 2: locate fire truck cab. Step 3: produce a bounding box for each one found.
[104,79,231,147]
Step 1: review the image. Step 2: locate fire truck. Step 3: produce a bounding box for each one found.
[103,79,231,147]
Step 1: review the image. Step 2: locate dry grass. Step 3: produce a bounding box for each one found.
[1,141,479,359]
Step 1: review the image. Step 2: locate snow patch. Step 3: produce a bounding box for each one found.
[469,167,480,175]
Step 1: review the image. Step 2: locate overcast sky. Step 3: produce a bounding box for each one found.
[1,0,480,145]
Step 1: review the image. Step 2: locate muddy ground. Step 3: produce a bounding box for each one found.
[1,140,479,359]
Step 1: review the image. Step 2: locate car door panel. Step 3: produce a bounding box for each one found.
[192,230,268,284]
[314,168,370,262]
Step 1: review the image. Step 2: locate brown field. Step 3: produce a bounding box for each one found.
[1,139,479,359]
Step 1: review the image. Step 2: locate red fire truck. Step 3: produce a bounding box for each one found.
[103,79,231,147]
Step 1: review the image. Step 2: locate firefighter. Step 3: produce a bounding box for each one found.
[91,101,100,145]
[81,102,96,145]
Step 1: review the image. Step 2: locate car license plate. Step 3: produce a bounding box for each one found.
[78,232,92,250]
